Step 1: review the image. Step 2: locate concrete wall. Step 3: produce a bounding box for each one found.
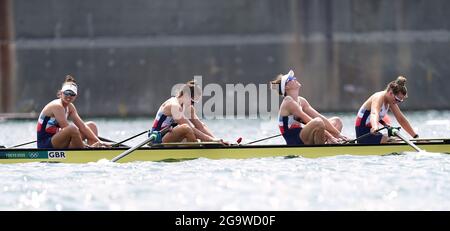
[0,0,15,113]
[5,0,450,116]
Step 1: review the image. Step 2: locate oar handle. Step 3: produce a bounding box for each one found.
[111,123,178,147]
[111,130,150,147]
[246,134,282,145]
[345,126,388,144]
[98,136,129,148]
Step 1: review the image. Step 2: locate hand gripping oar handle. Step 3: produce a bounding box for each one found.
[345,126,388,144]
[389,127,424,152]
[110,125,172,163]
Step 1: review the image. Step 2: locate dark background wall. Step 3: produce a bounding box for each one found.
[1,0,449,117]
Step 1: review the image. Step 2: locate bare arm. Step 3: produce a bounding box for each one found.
[69,104,100,143]
[370,94,383,131]
[286,99,337,142]
[171,104,216,142]
[188,105,214,137]
[300,97,341,138]
[283,97,312,125]
[390,103,417,137]
[51,104,71,128]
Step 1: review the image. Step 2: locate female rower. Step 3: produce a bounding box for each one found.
[355,76,418,144]
[36,75,108,148]
[270,70,348,145]
[150,80,226,144]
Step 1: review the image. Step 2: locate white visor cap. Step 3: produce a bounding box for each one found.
[61,83,78,95]
[280,70,295,96]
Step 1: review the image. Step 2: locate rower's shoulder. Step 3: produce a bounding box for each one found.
[160,98,181,114]
[364,91,383,103]
[371,91,386,103]
[40,100,61,116]
[282,96,296,104]
[297,96,309,105]
[282,96,303,111]
[168,98,182,107]
[46,99,64,109]
[283,96,307,105]
[372,91,386,98]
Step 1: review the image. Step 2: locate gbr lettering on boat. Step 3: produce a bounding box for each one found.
[48,151,66,159]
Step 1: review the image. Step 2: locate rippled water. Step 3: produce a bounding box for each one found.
[1,111,450,210]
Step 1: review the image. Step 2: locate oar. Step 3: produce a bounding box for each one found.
[98,136,116,143]
[344,126,389,144]
[11,140,37,148]
[109,130,152,148]
[2,135,142,149]
[109,123,179,147]
[3,137,126,149]
[110,126,172,163]
[98,136,129,148]
[244,134,282,145]
[389,127,424,152]
[0,140,37,149]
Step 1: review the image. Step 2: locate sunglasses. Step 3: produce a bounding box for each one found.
[286,76,297,84]
[394,95,404,103]
[63,90,77,97]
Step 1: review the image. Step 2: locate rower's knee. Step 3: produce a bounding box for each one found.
[65,125,81,135]
[311,118,325,130]
[329,117,343,132]
[85,121,98,135]
[178,124,194,135]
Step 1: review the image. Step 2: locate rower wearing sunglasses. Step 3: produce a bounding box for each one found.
[36,75,109,148]
[150,80,227,144]
[355,76,419,144]
[270,70,348,145]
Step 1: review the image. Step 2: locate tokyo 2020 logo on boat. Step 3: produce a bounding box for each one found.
[28,152,39,158]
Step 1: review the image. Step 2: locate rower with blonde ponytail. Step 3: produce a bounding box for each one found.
[270,70,348,145]
[150,80,227,144]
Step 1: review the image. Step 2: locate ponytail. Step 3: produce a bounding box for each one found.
[270,74,283,96]
[177,80,202,98]
[386,76,407,95]
[57,74,78,97]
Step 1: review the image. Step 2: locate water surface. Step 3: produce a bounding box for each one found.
[1,111,449,210]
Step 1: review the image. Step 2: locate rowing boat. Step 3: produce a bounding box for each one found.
[1,139,449,164]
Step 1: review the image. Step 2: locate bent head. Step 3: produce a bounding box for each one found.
[58,75,78,103]
[177,80,202,106]
[386,76,408,105]
[270,70,301,96]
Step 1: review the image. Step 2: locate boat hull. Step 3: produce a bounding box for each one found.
[1,141,449,164]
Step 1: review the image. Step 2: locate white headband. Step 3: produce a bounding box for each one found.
[280,70,294,96]
[61,83,78,95]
